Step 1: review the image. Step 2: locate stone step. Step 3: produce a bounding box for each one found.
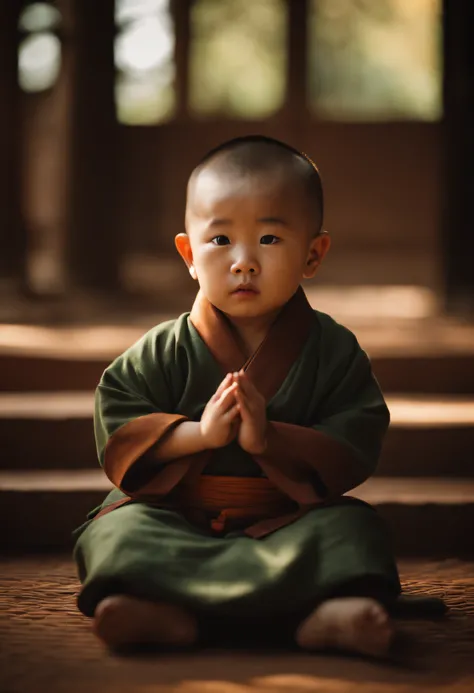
[0,392,473,477]
[1,471,473,557]
[2,351,474,395]
[2,305,474,394]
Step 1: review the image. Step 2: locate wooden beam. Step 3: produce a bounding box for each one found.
[0,1,27,286]
[442,0,474,315]
[172,0,192,119]
[285,0,309,116]
[62,0,121,292]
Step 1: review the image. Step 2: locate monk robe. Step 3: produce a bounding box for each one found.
[72,286,401,623]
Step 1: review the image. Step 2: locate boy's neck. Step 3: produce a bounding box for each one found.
[225,307,282,357]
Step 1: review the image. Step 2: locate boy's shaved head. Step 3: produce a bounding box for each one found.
[187,135,324,235]
[178,135,331,318]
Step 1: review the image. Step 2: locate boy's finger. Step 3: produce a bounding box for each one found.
[236,372,257,399]
[214,373,233,399]
[235,387,255,415]
[224,402,240,420]
[235,388,250,415]
[216,382,238,408]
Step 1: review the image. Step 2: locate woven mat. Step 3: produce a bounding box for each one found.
[0,557,473,693]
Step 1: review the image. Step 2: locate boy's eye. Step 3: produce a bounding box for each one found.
[211,235,230,246]
[260,235,279,245]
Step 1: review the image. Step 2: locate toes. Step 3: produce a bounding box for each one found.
[368,603,389,626]
[295,598,395,658]
[355,599,389,627]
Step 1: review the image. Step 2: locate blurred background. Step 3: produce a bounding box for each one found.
[1,0,473,328]
[1,0,474,593]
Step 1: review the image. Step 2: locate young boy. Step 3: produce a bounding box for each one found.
[73,135,401,656]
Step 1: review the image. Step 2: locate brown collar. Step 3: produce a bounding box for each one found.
[189,286,315,402]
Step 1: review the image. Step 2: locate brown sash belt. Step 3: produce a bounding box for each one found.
[168,475,296,532]
[93,475,297,534]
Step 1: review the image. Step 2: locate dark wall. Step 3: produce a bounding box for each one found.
[119,120,440,256]
[21,104,441,287]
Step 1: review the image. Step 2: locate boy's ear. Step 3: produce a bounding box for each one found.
[302,230,331,279]
[175,233,197,280]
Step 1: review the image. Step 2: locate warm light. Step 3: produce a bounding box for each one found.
[0,393,93,419]
[252,674,346,690]
[0,324,146,357]
[1,390,472,427]
[253,542,298,571]
[190,0,287,118]
[309,0,442,121]
[115,16,174,74]
[18,32,61,92]
[115,0,169,25]
[306,285,438,320]
[389,396,474,427]
[187,580,254,600]
[19,2,60,32]
[114,0,175,123]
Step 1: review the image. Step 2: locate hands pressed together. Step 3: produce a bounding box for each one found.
[200,371,267,454]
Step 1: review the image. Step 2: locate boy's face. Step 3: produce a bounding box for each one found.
[176,168,330,321]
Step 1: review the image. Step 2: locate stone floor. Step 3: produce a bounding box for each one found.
[0,557,473,693]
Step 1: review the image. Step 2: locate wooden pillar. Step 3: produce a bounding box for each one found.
[63,0,121,292]
[0,1,27,287]
[172,0,192,119]
[442,0,474,315]
[285,0,309,116]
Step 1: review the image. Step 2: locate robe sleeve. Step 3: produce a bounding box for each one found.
[94,326,203,498]
[256,324,390,500]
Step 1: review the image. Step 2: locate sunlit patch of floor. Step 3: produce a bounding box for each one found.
[1,286,474,360]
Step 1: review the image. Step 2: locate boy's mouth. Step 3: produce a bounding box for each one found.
[232,283,260,295]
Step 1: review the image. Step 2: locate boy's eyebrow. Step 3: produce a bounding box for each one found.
[207,216,289,227]
[258,216,289,226]
[208,218,232,227]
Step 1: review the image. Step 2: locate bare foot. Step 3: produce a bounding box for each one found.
[295,597,394,658]
[93,595,198,648]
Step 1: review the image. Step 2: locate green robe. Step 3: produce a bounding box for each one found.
[73,287,400,623]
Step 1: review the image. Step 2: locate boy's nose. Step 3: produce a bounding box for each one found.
[231,250,260,275]
[231,259,258,274]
